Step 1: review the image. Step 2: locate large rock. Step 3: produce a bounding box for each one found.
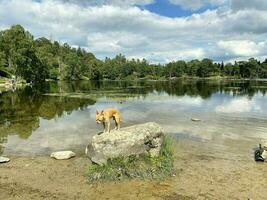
[85,122,165,165]
[0,156,10,163]
[50,151,75,160]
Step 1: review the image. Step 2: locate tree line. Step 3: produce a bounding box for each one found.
[0,25,267,82]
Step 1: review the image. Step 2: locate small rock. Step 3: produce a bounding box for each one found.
[0,156,10,163]
[191,118,201,122]
[50,151,75,160]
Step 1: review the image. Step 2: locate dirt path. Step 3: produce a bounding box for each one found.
[1,142,267,200]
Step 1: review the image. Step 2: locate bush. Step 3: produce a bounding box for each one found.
[86,135,175,182]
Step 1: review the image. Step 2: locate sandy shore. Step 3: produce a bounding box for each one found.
[1,140,267,200]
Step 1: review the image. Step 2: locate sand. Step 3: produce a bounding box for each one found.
[0,140,267,200]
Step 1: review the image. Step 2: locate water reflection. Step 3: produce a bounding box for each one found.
[43,79,267,99]
[0,79,266,156]
[0,86,96,155]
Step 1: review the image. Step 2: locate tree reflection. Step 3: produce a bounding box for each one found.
[0,86,96,154]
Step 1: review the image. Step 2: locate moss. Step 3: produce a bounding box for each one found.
[86,135,175,183]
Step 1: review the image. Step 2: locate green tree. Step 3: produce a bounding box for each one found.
[0,25,48,81]
[197,59,213,77]
[0,51,7,68]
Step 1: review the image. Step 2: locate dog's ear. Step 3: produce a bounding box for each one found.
[101,110,104,114]
[96,110,99,114]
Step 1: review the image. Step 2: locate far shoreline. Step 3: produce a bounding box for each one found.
[43,76,267,82]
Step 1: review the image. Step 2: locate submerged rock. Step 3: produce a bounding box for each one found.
[0,156,10,163]
[85,122,165,165]
[191,118,201,122]
[50,151,75,160]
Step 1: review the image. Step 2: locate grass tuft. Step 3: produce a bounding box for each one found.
[86,135,175,182]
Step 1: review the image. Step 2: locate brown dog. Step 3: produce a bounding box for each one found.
[96,108,121,132]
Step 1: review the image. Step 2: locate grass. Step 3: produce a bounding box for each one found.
[0,77,8,84]
[86,135,175,182]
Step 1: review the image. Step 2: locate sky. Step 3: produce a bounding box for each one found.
[0,0,267,63]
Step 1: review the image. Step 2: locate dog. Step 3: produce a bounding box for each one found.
[95,108,121,133]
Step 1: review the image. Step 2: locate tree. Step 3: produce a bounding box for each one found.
[0,25,48,81]
[1,24,267,81]
[0,51,7,69]
[187,59,200,76]
[197,59,214,77]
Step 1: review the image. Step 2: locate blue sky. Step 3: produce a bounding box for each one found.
[139,0,219,18]
[140,0,195,18]
[0,0,267,63]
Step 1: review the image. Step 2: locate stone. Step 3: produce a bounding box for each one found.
[191,118,201,122]
[0,156,10,163]
[85,122,165,165]
[50,151,75,160]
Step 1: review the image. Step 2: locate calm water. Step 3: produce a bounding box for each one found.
[0,80,267,159]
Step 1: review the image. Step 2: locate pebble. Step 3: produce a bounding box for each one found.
[0,156,10,163]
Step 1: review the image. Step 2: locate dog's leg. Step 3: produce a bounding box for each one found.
[117,122,120,131]
[107,120,111,132]
[102,122,106,133]
[114,118,118,130]
[114,114,120,131]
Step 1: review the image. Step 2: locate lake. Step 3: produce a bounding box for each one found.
[0,79,267,160]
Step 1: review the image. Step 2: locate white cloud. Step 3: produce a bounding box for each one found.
[145,48,206,63]
[59,0,154,7]
[0,0,267,63]
[218,40,266,57]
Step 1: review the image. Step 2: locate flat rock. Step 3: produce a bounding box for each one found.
[50,151,75,160]
[85,122,165,165]
[0,156,10,163]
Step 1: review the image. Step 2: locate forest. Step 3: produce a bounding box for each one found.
[1,25,267,82]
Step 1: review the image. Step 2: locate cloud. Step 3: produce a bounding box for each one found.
[0,0,267,63]
[169,0,227,11]
[218,40,266,57]
[58,0,154,7]
[231,0,267,11]
[144,48,206,63]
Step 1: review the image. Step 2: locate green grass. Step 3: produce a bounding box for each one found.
[0,77,8,84]
[86,135,175,182]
